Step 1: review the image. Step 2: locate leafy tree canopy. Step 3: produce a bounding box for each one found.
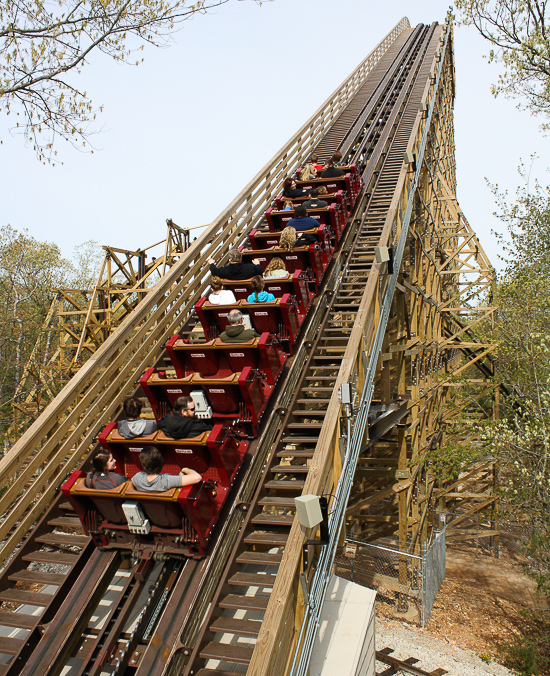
[455,0,550,121]
[479,175,550,597]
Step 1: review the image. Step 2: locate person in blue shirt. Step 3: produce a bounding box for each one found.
[287,204,319,232]
[247,276,276,303]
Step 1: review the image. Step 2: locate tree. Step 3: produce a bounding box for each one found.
[0,0,260,162]
[455,0,550,120]
[0,226,69,418]
[0,227,103,442]
[478,176,550,597]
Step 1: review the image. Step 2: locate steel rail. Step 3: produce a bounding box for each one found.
[0,18,410,575]
[0,22,419,676]
[183,23,438,676]
[246,21,446,674]
[288,22,451,676]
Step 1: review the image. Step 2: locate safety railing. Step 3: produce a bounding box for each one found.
[247,15,454,676]
[334,528,447,628]
[0,18,410,568]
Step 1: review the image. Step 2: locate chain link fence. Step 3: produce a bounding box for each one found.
[441,511,533,560]
[334,527,446,627]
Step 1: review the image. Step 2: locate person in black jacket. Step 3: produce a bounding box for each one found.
[302,189,328,210]
[321,159,344,178]
[159,396,213,439]
[208,248,263,280]
[282,177,307,199]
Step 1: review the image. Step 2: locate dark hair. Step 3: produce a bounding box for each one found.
[325,158,334,167]
[174,396,194,414]
[123,397,142,419]
[332,150,342,163]
[317,185,328,195]
[283,177,295,190]
[139,446,164,474]
[250,275,265,302]
[309,188,319,198]
[310,153,319,163]
[91,449,112,473]
[295,204,308,218]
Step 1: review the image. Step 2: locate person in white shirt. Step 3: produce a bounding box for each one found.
[208,276,237,305]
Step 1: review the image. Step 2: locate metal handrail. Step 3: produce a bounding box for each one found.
[288,18,452,676]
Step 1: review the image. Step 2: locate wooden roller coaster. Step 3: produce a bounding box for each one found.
[0,14,498,676]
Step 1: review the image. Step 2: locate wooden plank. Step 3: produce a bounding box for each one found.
[200,642,254,665]
[219,594,270,612]
[0,589,54,606]
[0,636,26,655]
[209,617,262,637]
[8,570,66,585]
[0,611,40,629]
[22,551,79,565]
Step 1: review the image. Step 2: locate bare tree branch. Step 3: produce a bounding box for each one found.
[0,0,265,162]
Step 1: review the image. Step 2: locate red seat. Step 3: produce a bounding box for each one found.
[220,271,311,317]
[140,368,266,436]
[241,246,325,287]
[194,298,238,340]
[120,480,216,554]
[165,336,234,378]
[123,483,183,529]
[213,280,252,301]
[166,333,286,387]
[273,189,349,214]
[139,368,194,420]
[69,477,128,524]
[249,224,333,255]
[244,294,301,351]
[200,374,240,413]
[248,229,282,250]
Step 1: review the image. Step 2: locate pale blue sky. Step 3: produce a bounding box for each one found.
[1,0,547,270]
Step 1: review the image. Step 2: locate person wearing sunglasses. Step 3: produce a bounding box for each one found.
[158,396,213,439]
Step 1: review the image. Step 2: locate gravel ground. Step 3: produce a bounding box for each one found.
[376,619,515,676]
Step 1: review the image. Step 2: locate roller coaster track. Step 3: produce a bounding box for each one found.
[0,14,497,676]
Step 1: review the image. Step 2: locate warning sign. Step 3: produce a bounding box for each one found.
[344,543,357,559]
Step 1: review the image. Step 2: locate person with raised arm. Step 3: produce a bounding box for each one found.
[208,248,262,280]
[132,446,201,492]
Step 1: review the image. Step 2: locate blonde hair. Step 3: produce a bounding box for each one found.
[283,199,293,210]
[317,185,328,195]
[300,162,317,181]
[279,227,297,251]
[210,276,223,293]
[264,257,287,276]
